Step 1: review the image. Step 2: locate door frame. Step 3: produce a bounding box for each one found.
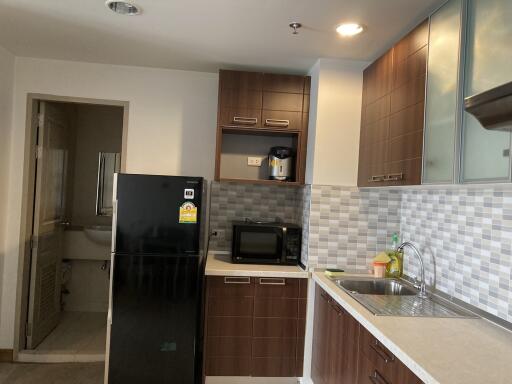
[13,93,129,360]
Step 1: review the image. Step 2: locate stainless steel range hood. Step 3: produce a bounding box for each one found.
[464,81,512,131]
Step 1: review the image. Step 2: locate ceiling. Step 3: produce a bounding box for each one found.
[0,0,444,73]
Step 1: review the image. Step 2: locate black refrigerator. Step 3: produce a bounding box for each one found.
[107,174,205,384]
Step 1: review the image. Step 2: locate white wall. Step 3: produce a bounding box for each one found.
[0,57,218,348]
[306,58,367,186]
[0,46,15,333]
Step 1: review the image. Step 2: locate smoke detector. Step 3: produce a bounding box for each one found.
[105,1,141,15]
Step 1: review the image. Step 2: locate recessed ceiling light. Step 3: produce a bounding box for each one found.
[105,0,141,15]
[336,23,365,37]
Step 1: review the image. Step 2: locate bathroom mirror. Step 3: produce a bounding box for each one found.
[96,152,121,216]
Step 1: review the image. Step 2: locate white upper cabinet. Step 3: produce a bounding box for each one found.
[461,0,512,182]
[423,0,462,184]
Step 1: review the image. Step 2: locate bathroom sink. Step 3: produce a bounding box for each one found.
[336,278,418,296]
[84,225,112,245]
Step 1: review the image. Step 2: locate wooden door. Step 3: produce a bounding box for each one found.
[26,101,70,349]
[312,287,331,384]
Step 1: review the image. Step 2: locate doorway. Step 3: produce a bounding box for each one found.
[15,95,128,363]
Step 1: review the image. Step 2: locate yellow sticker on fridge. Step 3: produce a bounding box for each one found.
[179,202,197,224]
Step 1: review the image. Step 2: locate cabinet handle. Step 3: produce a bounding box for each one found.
[259,277,285,285]
[328,300,343,315]
[368,175,386,182]
[224,276,250,284]
[385,173,403,181]
[370,340,395,364]
[320,291,330,301]
[369,370,390,384]
[265,118,290,127]
[233,116,257,125]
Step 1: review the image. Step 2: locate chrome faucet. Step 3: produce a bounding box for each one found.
[396,241,428,299]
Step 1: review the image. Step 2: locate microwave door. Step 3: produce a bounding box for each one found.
[233,227,283,264]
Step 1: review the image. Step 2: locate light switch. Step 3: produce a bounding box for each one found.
[247,157,263,167]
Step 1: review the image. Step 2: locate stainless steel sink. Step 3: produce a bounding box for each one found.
[332,277,478,318]
[336,278,417,296]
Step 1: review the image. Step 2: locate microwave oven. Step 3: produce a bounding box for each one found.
[231,221,301,265]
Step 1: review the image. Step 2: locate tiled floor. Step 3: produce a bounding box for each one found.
[0,362,104,384]
[18,311,107,363]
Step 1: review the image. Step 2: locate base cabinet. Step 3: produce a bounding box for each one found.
[312,286,423,384]
[204,276,307,377]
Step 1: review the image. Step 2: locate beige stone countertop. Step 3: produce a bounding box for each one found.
[205,252,309,278]
[313,271,512,384]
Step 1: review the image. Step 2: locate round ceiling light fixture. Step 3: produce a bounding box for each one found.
[105,0,141,15]
[336,22,365,37]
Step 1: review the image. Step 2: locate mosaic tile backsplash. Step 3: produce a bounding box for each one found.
[304,185,402,271]
[400,187,512,322]
[208,181,302,250]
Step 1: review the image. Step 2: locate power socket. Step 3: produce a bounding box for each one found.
[213,229,225,240]
[247,157,263,167]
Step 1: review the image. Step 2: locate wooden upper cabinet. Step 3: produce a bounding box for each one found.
[358,19,428,187]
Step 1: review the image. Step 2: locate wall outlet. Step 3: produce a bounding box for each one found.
[247,157,263,167]
[213,229,225,240]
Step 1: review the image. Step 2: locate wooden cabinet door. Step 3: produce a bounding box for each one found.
[204,276,254,376]
[312,286,330,384]
[358,19,428,187]
[218,70,263,127]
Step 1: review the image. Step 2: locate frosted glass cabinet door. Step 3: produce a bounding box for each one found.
[423,0,462,184]
[462,0,512,182]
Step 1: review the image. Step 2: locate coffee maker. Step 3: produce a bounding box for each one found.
[268,146,294,181]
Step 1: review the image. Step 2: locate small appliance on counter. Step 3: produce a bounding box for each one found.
[268,146,294,181]
[231,220,301,265]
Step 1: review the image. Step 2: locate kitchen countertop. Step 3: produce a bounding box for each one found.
[313,271,512,384]
[205,251,309,278]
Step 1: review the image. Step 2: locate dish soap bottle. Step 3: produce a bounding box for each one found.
[386,233,403,278]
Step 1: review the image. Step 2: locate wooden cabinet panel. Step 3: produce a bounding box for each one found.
[389,102,424,139]
[358,18,428,187]
[207,316,253,337]
[254,297,298,318]
[263,73,305,93]
[261,110,302,131]
[390,75,426,114]
[263,92,303,111]
[393,20,429,64]
[252,337,296,357]
[253,317,298,338]
[312,287,330,384]
[215,70,309,184]
[205,276,306,378]
[207,276,254,297]
[252,357,296,377]
[206,336,252,357]
[206,357,252,376]
[393,46,427,90]
[220,70,263,90]
[254,277,300,297]
[365,95,391,125]
[387,130,423,163]
[207,296,254,317]
[220,88,262,109]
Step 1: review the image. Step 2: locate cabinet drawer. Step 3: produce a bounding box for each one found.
[208,296,254,317]
[252,357,296,377]
[263,92,304,111]
[254,277,300,298]
[254,297,298,318]
[205,356,251,376]
[261,110,302,131]
[358,352,423,384]
[253,317,298,338]
[218,108,262,127]
[206,336,251,357]
[207,276,254,297]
